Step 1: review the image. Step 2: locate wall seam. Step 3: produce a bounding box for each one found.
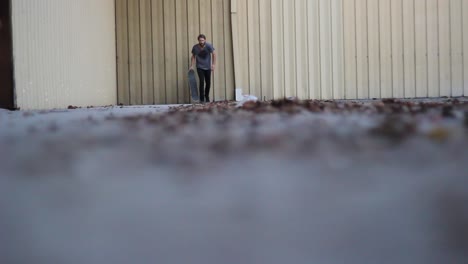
[329,0,334,99]
[114,0,119,104]
[354,0,357,99]
[294,0,297,98]
[150,0,155,104]
[210,0,215,100]
[258,0,263,100]
[282,0,286,97]
[378,0,381,98]
[271,0,275,99]
[222,0,227,100]
[139,0,143,103]
[449,0,452,96]
[413,0,416,97]
[390,0,394,98]
[247,0,251,95]
[163,0,167,103]
[463,0,465,95]
[318,0,322,99]
[341,2,346,99]
[436,1,441,97]
[425,0,429,97]
[176,0,181,103]
[401,0,405,97]
[126,0,131,103]
[366,0,370,98]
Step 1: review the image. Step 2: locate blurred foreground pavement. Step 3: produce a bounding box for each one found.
[1,98,468,264]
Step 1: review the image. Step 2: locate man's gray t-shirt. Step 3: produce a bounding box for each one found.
[192,43,215,70]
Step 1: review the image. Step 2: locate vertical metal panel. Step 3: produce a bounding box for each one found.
[187,0,200,63]
[331,0,344,99]
[319,0,333,99]
[415,0,428,97]
[12,0,116,110]
[128,0,142,105]
[450,0,463,96]
[295,0,308,100]
[403,0,416,98]
[117,0,232,104]
[380,0,393,98]
[236,0,249,94]
[259,0,273,100]
[231,0,240,95]
[116,0,130,105]
[343,0,357,99]
[307,0,322,99]
[187,0,200,102]
[248,0,262,99]
[231,0,466,101]
[25,0,467,108]
[175,0,188,103]
[368,0,381,98]
[427,0,440,97]
[356,0,369,99]
[464,0,468,95]
[391,0,404,98]
[271,0,285,98]
[212,0,226,100]
[224,0,235,100]
[438,0,451,96]
[199,0,213,43]
[141,0,154,104]
[163,0,177,103]
[283,0,297,98]
[151,0,166,104]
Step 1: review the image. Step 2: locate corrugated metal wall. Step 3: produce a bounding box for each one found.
[11,0,117,110]
[116,0,235,105]
[232,0,468,100]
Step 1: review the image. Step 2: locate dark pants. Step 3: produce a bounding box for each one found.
[197,68,211,101]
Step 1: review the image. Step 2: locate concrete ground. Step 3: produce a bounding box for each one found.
[1,98,468,264]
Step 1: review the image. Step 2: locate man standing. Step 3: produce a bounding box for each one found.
[190,34,216,103]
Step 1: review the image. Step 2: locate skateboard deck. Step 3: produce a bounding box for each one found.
[188,69,199,102]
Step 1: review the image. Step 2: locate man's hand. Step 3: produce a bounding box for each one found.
[189,66,194,71]
[211,51,217,72]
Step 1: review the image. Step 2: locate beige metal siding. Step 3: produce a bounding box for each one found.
[232,0,468,99]
[307,0,321,99]
[271,0,285,99]
[427,0,439,97]
[116,0,234,105]
[391,0,404,98]
[283,0,296,98]
[248,0,262,98]
[403,0,416,98]
[12,0,117,110]
[259,0,273,100]
[465,1,468,96]
[368,0,381,98]
[415,0,428,97]
[213,0,226,100]
[451,0,464,96]
[356,0,369,99]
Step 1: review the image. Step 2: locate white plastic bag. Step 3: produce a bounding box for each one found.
[236,94,258,107]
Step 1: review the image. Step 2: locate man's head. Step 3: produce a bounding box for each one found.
[198,34,206,47]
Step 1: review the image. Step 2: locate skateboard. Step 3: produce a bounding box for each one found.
[188,69,199,102]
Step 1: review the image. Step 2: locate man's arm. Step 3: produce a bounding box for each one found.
[190,54,195,71]
[211,51,216,71]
